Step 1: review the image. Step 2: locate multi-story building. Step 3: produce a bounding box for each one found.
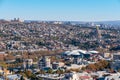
[96,25,102,41]
[110,53,120,70]
[38,56,51,69]
[23,59,33,69]
[113,53,120,60]
[52,62,65,69]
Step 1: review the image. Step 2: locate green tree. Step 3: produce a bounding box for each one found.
[47,69,53,74]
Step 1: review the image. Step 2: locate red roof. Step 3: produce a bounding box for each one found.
[79,76,90,79]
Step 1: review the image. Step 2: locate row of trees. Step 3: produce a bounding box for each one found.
[82,60,110,71]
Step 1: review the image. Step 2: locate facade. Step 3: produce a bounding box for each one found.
[52,62,64,69]
[0,52,7,61]
[96,25,102,42]
[64,72,79,80]
[73,57,81,64]
[104,53,111,58]
[111,60,120,70]
[23,59,33,69]
[38,56,51,69]
[96,25,102,48]
[110,53,120,70]
[113,53,120,60]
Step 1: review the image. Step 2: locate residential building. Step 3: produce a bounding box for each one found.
[23,59,33,69]
[38,56,51,69]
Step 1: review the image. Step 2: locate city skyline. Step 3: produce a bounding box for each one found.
[0,0,120,21]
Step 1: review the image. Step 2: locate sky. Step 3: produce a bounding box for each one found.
[0,0,120,21]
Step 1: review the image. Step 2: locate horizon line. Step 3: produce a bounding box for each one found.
[0,18,120,22]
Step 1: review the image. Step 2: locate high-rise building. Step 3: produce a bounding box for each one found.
[38,56,51,69]
[11,18,21,22]
[96,25,102,44]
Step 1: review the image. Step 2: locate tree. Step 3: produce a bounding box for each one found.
[85,60,110,71]
[87,64,97,71]
[39,70,45,74]
[24,70,32,78]
[81,67,86,71]
[30,74,37,80]
[56,69,64,74]
[47,69,53,74]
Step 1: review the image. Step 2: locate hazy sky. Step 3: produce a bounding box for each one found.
[0,0,120,21]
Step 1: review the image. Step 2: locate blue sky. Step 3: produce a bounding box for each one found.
[0,0,120,21]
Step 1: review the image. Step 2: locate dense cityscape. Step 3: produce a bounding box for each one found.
[0,18,120,80]
[1,0,120,79]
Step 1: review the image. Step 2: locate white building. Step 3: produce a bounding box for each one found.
[63,72,93,80]
[64,72,79,80]
[37,74,64,80]
[38,56,51,69]
[7,74,22,80]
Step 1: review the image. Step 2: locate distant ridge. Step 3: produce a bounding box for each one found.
[23,20,120,25]
[94,20,120,25]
